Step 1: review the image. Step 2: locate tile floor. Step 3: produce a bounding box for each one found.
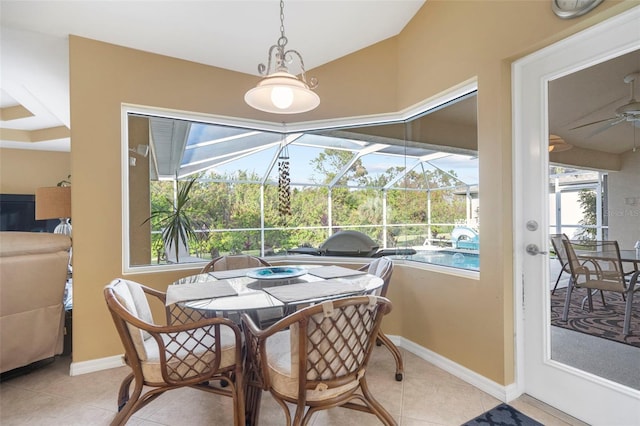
[0,347,586,426]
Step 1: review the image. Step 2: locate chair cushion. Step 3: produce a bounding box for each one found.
[364,258,392,296]
[265,328,359,401]
[110,279,154,360]
[141,324,238,383]
[213,255,266,271]
[368,258,386,276]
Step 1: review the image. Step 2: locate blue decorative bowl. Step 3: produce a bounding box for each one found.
[246,266,308,280]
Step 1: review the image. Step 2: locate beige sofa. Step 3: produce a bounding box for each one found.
[0,232,71,373]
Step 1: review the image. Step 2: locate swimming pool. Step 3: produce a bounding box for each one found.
[407,250,479,271]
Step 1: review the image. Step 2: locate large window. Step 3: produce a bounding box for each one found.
[124,91,479,272]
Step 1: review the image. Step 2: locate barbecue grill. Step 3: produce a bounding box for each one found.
[288,230,416,258]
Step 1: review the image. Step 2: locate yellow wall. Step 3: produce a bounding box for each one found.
[127,116,152,265]
[56,0,635,386]
[0,148,71,193]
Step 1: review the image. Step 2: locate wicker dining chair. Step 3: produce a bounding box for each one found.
[242,295,396,426]
[104,278,245,426]
[200,254,271,273]
[562,240,640,335]
[359,257,404,381]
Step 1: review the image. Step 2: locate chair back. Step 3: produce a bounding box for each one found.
[550,233,569,265]
[563,239,626,290]
[359,257,393,297]
[291,296,391,388]
[104,278,155,361]
[201,254,270,273]
[242,295,393,424]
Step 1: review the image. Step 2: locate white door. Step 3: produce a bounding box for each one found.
[513,7,640,425]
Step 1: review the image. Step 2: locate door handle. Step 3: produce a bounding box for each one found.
[526,244,548,256]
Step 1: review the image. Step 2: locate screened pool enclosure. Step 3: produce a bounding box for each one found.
[125,94,481,271]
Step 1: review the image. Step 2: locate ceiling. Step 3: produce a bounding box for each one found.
[548,49,640,156]
[0,0,424,152]
[1,1,639,158]
[137,92,478,186]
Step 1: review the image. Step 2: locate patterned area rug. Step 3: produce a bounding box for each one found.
[551,288,640,348]
[462,403,542,426]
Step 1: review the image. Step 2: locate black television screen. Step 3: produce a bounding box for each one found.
[0,194,59,232]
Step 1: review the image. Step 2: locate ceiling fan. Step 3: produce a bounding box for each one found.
[570,71,640,135]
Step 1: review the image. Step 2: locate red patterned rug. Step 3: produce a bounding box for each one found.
[551,288,640,348]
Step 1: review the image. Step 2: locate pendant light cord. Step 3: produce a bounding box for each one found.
[280,0,286,39]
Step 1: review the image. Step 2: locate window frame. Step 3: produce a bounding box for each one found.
[121,81,479,274]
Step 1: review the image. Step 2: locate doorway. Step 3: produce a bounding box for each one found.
[513,7,640,425]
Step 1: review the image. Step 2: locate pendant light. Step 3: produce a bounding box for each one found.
[244,0,319,114]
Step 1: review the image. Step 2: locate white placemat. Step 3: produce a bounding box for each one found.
[262,280,364,304]
[165,280,237,306]
[307,265,367,279]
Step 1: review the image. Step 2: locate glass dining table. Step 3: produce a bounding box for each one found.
[167,264,384,315]
[619,250,640,271]
[167,263,385,425]
[574,248,640,273]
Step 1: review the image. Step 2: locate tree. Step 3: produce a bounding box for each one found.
[575,189,597,240]
[310,149,367,185]
[146,147,475,259]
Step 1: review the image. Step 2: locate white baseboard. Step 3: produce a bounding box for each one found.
[386,334,517,402]
[69,354,124,376]
[70,336,519,403]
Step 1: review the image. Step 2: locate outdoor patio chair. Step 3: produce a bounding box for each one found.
[242,295,396,426]
[104,278,245,425]
[359,257,404,381]
[550,233,572,295]
[562,240,640,336]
